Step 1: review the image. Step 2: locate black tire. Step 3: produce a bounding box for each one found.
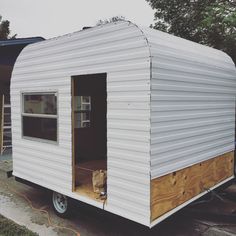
[52,191,71,218]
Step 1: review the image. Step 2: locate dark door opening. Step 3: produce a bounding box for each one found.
[72,73,107,201]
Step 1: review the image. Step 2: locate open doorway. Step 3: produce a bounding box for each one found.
[72,73,107,201]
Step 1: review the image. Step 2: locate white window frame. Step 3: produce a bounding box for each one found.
[21,92,58,144]
[74,96,91,128]
[80,96,91,128]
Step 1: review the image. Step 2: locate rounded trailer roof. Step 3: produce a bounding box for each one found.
[12,21,235,80]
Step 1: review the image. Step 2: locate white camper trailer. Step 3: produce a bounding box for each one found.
[11,21,236,227]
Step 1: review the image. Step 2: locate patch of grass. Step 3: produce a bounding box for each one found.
[0,214,38,236]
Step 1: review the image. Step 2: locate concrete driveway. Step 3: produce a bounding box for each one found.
[0,155,236,236]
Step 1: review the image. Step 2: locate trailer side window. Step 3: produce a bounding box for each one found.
[22,93,57,142]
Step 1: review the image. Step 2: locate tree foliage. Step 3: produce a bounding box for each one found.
[0,15,16,39]
[146,0,236,64]
[97,16,126,26]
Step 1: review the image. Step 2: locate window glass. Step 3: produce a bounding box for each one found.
[24,94,57,115]
[22,116,57,141]
[82,96,90,103]
[22,93,58,142]
[74,112,90,128]
[74,96,91,111]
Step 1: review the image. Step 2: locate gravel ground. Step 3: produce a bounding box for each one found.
[0,153,236,236]
[0,214,38,236]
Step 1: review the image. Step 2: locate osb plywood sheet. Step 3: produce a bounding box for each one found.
[151,151,234,221]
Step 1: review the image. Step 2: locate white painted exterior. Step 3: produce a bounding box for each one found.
[11,21,151,226]
[10,21,236,227]
[141,27,236,179]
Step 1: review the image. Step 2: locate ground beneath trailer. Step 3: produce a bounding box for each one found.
[1,154,236,236]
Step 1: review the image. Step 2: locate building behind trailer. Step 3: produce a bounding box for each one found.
[0,37,44,154]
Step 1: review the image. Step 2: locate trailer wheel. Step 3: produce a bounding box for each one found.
[52,191,71,218]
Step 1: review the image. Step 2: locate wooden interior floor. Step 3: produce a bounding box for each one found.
[75,159,106,202]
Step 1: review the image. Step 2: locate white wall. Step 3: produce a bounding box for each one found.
[11,22,151,226]
[143,27,236,179]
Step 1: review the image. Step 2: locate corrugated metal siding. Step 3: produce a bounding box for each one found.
[142,27,236,179]
[12,22,235,226]
[11,22,151,226]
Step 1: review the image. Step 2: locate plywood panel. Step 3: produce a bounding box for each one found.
[75,160,107,203]
[151,151,234,221]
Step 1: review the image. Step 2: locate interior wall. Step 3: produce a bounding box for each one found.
[73,73,107,164]
[0,94,3,151]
